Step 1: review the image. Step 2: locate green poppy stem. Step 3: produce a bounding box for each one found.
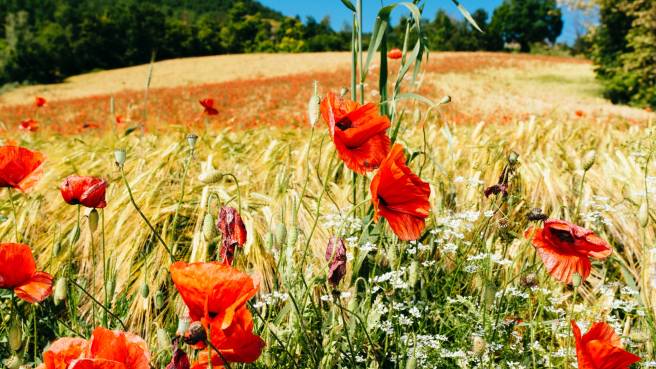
[8,188,20,242]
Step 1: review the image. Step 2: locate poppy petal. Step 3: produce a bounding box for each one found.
[0,243,37,289]
[535,242,591,284]
[88,327,150,369]
[69,359,127,369]
[587,340,641,369]
[0,146,45,192]
[42,337,87,369]
[14,271,53,303]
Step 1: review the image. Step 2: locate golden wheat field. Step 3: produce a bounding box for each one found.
[1,50,656,368]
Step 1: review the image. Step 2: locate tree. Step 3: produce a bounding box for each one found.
[489,0,563,52]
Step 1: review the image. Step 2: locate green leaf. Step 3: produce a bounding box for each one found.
[396,92,436,107]
[451,0,483,33]
[363,18,388,82]
[340,0,356,12]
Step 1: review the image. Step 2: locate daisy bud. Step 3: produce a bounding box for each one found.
[114,149,126,167]
[8,319,22,351]
[139,281,150,299]
[287,227,298,248]
[54,277,68,305]
[183,321,206,346]
[198,170,223,184]
[472,335,487,356]
[639,201,649,228]
[157,327,171,352]
[264,232,274,249]
[87,208,99,233]
[582,150,596,171]
[68,224,80,246]
[572,272,582,287]
[275,223,287,246]
[155,290,166,310]
[202,213,216,242]
[3,355,21,369]
[186,134,198,149]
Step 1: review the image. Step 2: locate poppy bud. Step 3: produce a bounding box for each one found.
[114,149,126,167]
[274,223,287,245]
[157,327,171,352]
[54,277,68,305]
[472,335,487,356]
[582,150,596,171]
[186,134,198,150]
[340,87,349,97]
[8,319,22,351]
[408,260,419,288]
[68,224,80,246]
[3,355,21,369]
[438,95,452,105]
[155,290,166,310]
[176,310,191,336]
[87,208,99,233]
[287,227,298,248]
[183,321,206,346]
[507,151,520,166]
[198,170,223,184]
[572,272,582,287]
[202,213,216,242]
[639,201,649,228]
[325,237,347,287]
[139,281,150,298]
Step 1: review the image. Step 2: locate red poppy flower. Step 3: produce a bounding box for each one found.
[40,327,150,369]
[387,48,402,60]
[575,110,585,117]
[370,144,431,241]
[525,219,612,284]
[19,118,39,132]
[0,243,53,303]
[0,145,45,192]
[571,321,640,369]
[60,176,108,209]
[169,261,264,364]
[325,237,347,286]
[35,96,47,107]
[320,92,391,174]
[217,207,247,265]
[200,99,218,116]
[115,115,124,124]
[81,122,101,130]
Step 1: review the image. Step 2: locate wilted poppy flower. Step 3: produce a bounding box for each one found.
[320,92,391,174]
[325,237,347,286]
[169,261,264,364]
[35,96,47,107]
[39,327,150,369]
[0,145,45,192]
[0,243,53,303]
[370,144,431,241]
[166,343,191,369]
[216,207,247,265]
[200,99,218,116]
[60,176,107,209]
[525,219,612,284]
[387,48,402,60]
[571,321,640,369]
[19,118,39,132]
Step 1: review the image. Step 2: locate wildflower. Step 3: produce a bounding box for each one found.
[370,144,431,241]
[524,219,612,284]
[115,115,125,124]
[575,110,585,117]
[387,48,403,60]
[169,261,265,364]
[571,321,640,369]
[0,145,44,192]
[35,96,47,107]
[19,118,39,132]
[216,207,247,265]
[0,243,53,303]
[199,98,218,115]
[38,327,150,369]
[325,237,347,287]
[60,176,108,209]
[320,92,391,174]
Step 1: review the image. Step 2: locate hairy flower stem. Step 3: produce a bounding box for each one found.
[32,305,37,362]
[101,208,108,328]
[89,229,96,328]
[574,170,587,221]
[70,279,127,330]
[120,167,174,262]
[8,188,20,242]
[171,145,195,249]
[357,0,364,105]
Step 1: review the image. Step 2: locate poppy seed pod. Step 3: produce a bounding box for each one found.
[87,208,99,233]
[202,213,216,242]
[114,149,126,167]
[639,201,649,228]
[186,134,199,149]
[8,318,22,351]
[183,321,206,346]
[582,150,596,171]
[54,277,68,305]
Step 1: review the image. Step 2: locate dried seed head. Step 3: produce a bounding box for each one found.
[202,213,216,242]
[54,277,68,305]
[186,134,199,149]
[8,319,22,352]
[639,201,650,228]
[183,321,206,346]
[114,149,126,167]
[572,272,582,287]
[472,335,487,356]
[582,150,596,171]
[87,208,99,233]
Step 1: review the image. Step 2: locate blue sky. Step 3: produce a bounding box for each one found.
[260,0,589,44]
